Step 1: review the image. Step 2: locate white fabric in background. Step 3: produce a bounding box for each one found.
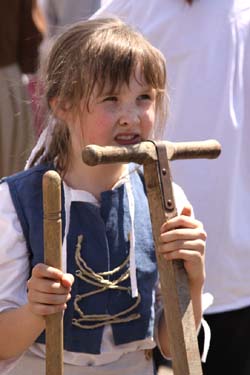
[93,0,250,314]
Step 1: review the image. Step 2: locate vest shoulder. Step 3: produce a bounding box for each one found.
[2,163,54,186]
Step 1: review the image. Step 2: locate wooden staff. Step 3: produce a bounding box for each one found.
[82,139,221,375]
[143,143,200,374]
[82,139,221,166]
[43,170,63,375]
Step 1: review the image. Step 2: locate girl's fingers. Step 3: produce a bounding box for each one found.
[158,206,206,286]
[163,249,205,284]
[161,215,204,233]
[27,277,68,294]
[159,227,207,246]
[32,263,63,280]
[27,277,71,297]
[28,264,74,292]
[163,249,203,262]
[28,302,67,316]
[27,264,75,317]
[180,205,193,217]
[28,289,71,305]
[61,273,75,288]
[159,238,206,255]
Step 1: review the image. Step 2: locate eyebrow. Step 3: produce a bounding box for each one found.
[103,84,154,94]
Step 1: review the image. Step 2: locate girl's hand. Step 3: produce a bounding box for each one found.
[158,205,206,287]
[27,263,74,316]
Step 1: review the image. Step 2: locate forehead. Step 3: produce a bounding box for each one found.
[95,65,151,94]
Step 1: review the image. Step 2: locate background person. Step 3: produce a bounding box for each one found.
[92,1,250,374]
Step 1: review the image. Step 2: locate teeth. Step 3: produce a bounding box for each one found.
[116,135,135,140]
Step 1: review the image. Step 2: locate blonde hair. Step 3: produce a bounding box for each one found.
[32,18,167,173]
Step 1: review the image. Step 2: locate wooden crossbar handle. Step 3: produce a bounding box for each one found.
[43,170,63,375]
[82,139,221,166]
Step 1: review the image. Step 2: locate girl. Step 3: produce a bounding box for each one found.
[0,18,206,374]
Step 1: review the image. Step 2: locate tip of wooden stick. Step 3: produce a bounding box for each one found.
[82,145,100,166]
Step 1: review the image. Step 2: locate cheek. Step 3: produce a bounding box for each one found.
[142,109,156,136]
[83,118,113,145]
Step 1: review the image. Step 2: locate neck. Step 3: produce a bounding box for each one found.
[64,156,127,199]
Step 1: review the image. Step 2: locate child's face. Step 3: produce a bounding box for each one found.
[72,68,156,150]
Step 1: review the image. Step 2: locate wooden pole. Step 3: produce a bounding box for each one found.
[43,170,63,375]
[144,155,202,374]
[82,140,221,166]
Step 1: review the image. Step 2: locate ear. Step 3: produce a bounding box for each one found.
[49,97,72,123]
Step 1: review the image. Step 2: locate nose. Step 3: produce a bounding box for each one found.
[118,106,140,127]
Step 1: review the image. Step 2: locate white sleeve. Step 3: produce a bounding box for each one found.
[0,182,30,372]
[0,182,30,312]
[172,182,194,217]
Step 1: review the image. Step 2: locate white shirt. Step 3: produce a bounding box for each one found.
[0,174,188,373]
[93,0,250,314]
[38,0,110,37]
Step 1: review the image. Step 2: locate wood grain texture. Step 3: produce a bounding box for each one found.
[43,170,63,375]
[144,160,202,375]
[82,140,221,166]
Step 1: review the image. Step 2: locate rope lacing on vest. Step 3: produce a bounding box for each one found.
[72,234,141,329]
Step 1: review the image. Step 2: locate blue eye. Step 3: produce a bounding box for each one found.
[138,94,151,101]
[103,96,118,102]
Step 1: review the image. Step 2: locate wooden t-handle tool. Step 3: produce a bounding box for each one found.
[43,170,63,375]
[82,139,221,375]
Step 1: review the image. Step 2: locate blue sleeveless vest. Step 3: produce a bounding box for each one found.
[4,163,158,354]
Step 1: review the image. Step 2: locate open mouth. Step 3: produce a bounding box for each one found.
[115,134,141,145]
